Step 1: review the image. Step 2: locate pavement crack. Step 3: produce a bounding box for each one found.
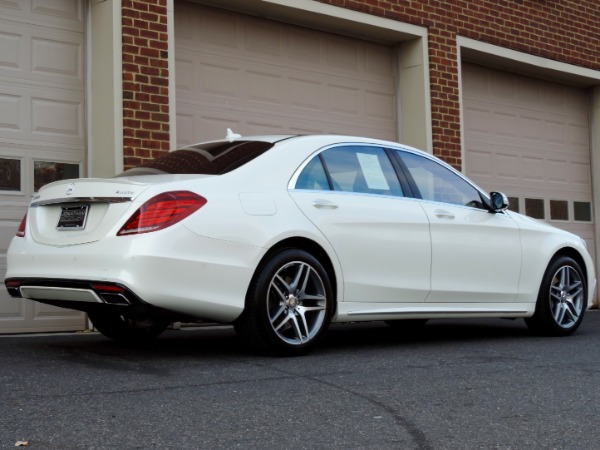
[248,361,433,450]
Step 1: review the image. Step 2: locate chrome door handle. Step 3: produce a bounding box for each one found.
[312,199,338,209]
[434,209,454,219]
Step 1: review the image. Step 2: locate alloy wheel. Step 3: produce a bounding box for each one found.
[267,260,327,345]
[549,264,584,329]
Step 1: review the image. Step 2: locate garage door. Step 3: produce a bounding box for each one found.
[0,1,87,332]
[174,2,397,146]
[463,63,594,257]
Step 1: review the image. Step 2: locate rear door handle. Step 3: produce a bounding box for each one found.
[434,209,454,219]
[312,199,338,209]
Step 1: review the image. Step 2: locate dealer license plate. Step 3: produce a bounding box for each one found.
[56,205,89,230]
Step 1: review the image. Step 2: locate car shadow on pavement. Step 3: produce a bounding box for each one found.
[16,318,536,359]
[5,315,592,363]
[319,318,533,351]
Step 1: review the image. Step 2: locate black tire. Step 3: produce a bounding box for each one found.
[234,249,334,356]
[525,256,587,337]
[384,319,428,333]
[89,311,169,342]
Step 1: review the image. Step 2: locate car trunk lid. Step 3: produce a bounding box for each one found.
[28,178,150,246]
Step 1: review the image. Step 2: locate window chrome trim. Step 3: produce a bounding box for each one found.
[288,141,492,205]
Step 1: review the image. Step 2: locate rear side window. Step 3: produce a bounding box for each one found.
[295,156,330,190]
[322,146,403,196]
[295,146,403,196]
[117,141,274,176]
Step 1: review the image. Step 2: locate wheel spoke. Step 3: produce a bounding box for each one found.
[270,304,286,325]
[299,264,312,294]
[300,293,325,302]
[297,304,326,313]
[273,310,293,332]
[560,267,569,288]
[290,263,307,292]
[567,281,582,295]
[289,313,307,343]
[271,280,288,304]
[563,300,580,322]
[553,303,567,324]
[274,273,292,294]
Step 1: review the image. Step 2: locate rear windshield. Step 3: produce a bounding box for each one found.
[117,140,274,176]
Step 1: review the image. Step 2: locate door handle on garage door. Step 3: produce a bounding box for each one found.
[434,209,454,219]
[312,199,338,209]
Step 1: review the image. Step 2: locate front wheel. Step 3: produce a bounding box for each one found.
[234,249,334,356]
[525,256,587,336]
[89,311,169,342]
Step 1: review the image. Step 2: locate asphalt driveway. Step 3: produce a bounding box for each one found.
[1,312,600,449]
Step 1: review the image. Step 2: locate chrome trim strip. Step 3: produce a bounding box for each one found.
[347,309,528,316]
[19,286,105,303]
[31,197,133,207]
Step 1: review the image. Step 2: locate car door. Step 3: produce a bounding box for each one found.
[289,145,431,304]
[395,150,522,303]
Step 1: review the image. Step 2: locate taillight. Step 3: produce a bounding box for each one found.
[117,191,206,236]
[16,213,27,237]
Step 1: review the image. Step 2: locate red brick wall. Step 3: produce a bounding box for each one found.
[122,0,170,169]
[120,0,600,170]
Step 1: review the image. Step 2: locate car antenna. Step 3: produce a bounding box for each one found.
[226,128,242,141]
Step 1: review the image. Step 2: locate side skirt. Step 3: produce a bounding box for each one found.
[332,302,536,323]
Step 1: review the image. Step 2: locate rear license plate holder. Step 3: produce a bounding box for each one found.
[57,205,89,230]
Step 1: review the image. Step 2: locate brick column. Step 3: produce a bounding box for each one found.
[121,0,170,169]
[428,29,462,170]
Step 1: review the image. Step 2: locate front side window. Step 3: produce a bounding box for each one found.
[305,146,403,196]
[398,151,485,209]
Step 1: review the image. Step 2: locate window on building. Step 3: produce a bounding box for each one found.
[525,198,545,220]
[550,200,569,221]
[574,201,592,222]
[0,158,21,191]
[33,161,80,192]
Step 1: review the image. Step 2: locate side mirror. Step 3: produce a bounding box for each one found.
[490,191,509,212]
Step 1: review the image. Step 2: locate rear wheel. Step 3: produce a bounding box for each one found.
[88,311,169,342]
[525,256,587,336]
[234,249,333,356]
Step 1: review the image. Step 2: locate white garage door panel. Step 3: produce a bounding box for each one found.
[463,63,594,260]
[175,2,397,145]
[0,20,83,86]
[0,0,86,333]
[0,26,85,148]
[0,0,83,27]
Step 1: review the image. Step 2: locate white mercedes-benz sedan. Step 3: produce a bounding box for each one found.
[4,134,596,355]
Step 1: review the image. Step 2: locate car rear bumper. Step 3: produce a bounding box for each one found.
[5,226,265,323]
